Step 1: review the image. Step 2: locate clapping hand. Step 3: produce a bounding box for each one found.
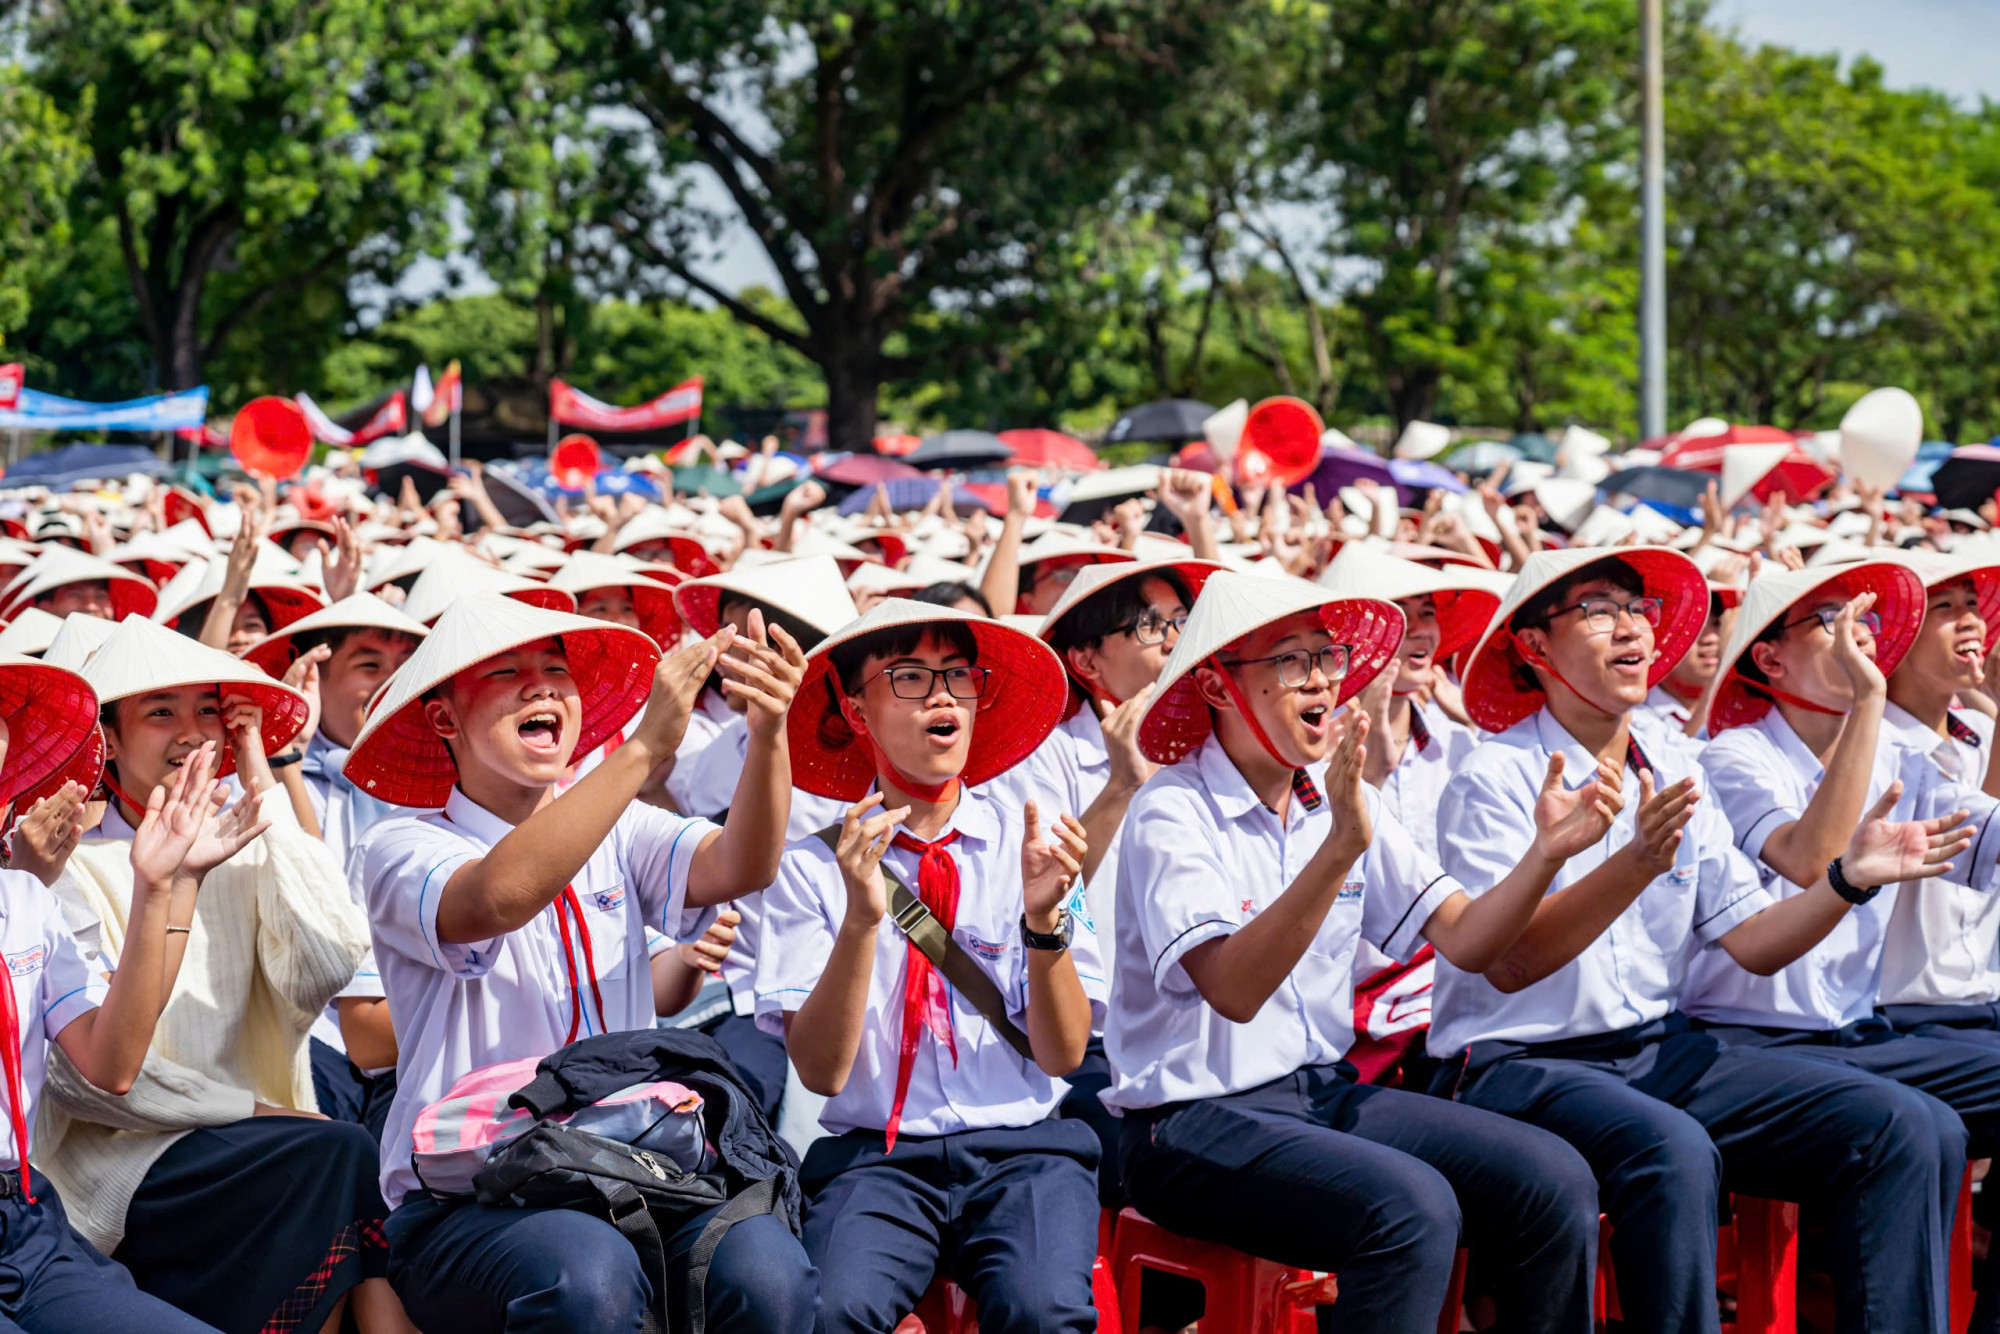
[8,781,87,887]
[1841,782,1973,890]
[717,609,808,740]
[1530,753,1625,864]
[1021,801,1086,925]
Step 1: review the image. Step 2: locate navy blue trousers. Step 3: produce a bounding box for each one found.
[1882,1000,2000,1051]
[308,1036,399,1146]
[701,1012,789,1126]
[1122,1064,1597,1334]
[800,1118,1101,1334]
[0,1180,219,1333]
[1058,1037,1122,1208]
[385,1191,817,1334]
[1453,1014,1957,1334]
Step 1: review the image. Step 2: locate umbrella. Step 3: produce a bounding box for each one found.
[1660,426,1835,503]
[481,466,559,528]
[668,465,741,497]
[1506,432,1560,464]
[1297,444,1396,500]
[1894,440,1956,497]
[815,453,924,489]
[1436,439,1523,477]
[1104,399,1217,446]
[998,428,1101,472]
[903,429,1014,471]
[743,476,811,516]
[1928,446,2000,511]
[1387,459,1468,494]
[835,477,982,515]
[1601,465,1712,510]
[0,443,170,489]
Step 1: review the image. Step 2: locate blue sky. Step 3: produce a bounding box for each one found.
[1717,0,1996,106]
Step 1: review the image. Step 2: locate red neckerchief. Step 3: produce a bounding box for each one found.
[0,962,32,1201]
[884,830,962,1152]
[1627,733,1654,780]
[1738,677,1846,717]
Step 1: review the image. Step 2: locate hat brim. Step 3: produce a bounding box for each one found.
[786,604,1068,802]
[0,659,100,807]
[1710,563,1925,733]
[16,726,104,811]
[1461,549,1709,734]
[174,582,327,635]
[565,581,683,651]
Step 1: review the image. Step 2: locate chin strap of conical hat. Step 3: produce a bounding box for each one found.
[1737,674,1846,717]
[1508,632,1628,722]
[831,680,960,805]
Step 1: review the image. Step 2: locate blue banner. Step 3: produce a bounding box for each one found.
[0,386,210,432]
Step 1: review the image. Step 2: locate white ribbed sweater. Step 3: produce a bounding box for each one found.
[34,795,371,1254]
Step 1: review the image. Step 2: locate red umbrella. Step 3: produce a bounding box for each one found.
[872,433,922,457]
[814,453,925,489]
[1659,426,1836,503]
[998,428,1102,471]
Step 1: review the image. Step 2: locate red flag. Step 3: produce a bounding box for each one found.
[0,365,20,411]
[423,360,462,428]
[549,376,701,432]
[348,392,408,447]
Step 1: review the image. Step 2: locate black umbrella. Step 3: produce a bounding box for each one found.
[1104,399,1217,446]
[1928,446,2000,511]
[1600,466,1711,510]
[904,429,1014,471]
[480,467,559,528]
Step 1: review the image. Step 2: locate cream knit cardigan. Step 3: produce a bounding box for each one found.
[34,793,371,1254]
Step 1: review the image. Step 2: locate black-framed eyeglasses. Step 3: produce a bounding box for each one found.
[1779,607,1883,636]
[1219,643,1351,688]
[1552,596,1663,634]
[875,665,991,700]
[1114,609,1187,646]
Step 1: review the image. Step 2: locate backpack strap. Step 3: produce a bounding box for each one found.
[813,825,1035,1062]
[593,1175,670,1334]
[681,1175,778,1334]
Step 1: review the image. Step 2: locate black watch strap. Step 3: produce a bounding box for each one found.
[1827,856,1879,905]
[1020,909,1072,952]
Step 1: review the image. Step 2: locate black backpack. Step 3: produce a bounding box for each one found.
[471,1029,802,1334]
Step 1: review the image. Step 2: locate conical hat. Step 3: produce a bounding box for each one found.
[1460,546,1708,734]
[610,509,720,576]
[1010,530,1134,574]
[1319,543,1502,663]
[364,535,449,591]
[154,547,327,633]
[1839,387,1923,490]
[846,562,931,597]
[108,530,200,586]
[1036,557,1223,646]
[547,550,683,648]
[0,547,157,621]
[674,555,858,643]
[400,546,577,626]
[1135,570,1404,766]
[241,592,432,678]
[343,593,661,808]
[41,614,118,672]
[0,652,100,807]
[1704,558,1924,733]
[1394,420,1452,461]
[81,615,309,772]
[0,607,64,657]
[16,726,104,811]
[1897,549,2000,651]
[786,598,1068,801]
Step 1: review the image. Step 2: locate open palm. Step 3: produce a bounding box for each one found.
[1533,753,1624,863]
[1844,782,1973,889]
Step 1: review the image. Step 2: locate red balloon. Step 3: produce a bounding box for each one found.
[551,434,602,490]
[230,397,313,479]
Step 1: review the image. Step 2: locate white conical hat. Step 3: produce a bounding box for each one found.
[81,614,309,772]
[1558,425,1612,459]
[1719,441,1795,511]
[1008,529,1135,574]
[673,554,858,645]
[108,529,202,584]
[343,593,660,807]
[1203,400,1248,462]
[1135,569,1404,765]
[1393,420,1452,461]
[846,562,930,596]
[1682,416,1729,438]
[0,607,64,657]
[546,550,682,648]
[1555,452,1611,485]
[1570,506,1637,548]
[609,508,720,575]
[364,535,449,592]
[788,528,869,564]
[241,592,432,678]
[154,545,327,633]
[1318,543,1502,662]
[400,545,577,626]
[1895,548,2000,650]
[41,614,118,672]
[0,547,157,620]
[1036,556,1223,645]
[1839,387,1924,490]
[1533,479,1599,533]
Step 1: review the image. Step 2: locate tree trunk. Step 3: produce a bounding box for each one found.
[822,353,881,453]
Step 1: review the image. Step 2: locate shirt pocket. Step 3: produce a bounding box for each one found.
[1631,856,1700,955]
[580,883,635,984]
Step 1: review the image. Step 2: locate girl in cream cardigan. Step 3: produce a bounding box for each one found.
[34,616,412,1334]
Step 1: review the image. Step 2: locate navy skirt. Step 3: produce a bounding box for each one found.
[114,1116,388,1334]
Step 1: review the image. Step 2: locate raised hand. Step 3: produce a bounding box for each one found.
[1006,471,1037,519]
[1843,782,1973,889]
[836,793,908,927]
[282,644,333,750]
[1831,594,1887,697]
[1531,753,1626,864]
[1021,801,1086,923]
[1156,469,1212,528]
[779,480,826,521]
[184,783,270,877]
[632,626,731,758]
[129,742,221,889]
[1625,770,1700,877]
[322,517,361,603]
[7,781,87,886]
[677,907,740,974]
[1097,685,1156,792]
[1320,708,1373,861]
[222,693,275,794]
[717,610,808,740]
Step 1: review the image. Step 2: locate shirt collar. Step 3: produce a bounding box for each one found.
[1531,707,1603,783]
[441,787,520,845]
[301,730,350,780]
[887,780,1003,847]
[1645,686,1691,722]
[1756,707,1825,783]
[1064,704,1108,768]
[1190,732,1312,827]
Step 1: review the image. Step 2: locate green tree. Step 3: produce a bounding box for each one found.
[0,72,87,345]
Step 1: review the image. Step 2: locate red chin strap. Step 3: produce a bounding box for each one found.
[836,692,961,804]
[1215,668,1303,772]
[101,763,147,828]
[1510,632,1629,721]
[1741,678,1847,717]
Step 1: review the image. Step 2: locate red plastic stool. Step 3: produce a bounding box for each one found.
[1596,1196,1798,1332]
[1951,1166,1975,1334]
[891,1211,1124,1334]
[1112,1208,1335,1334]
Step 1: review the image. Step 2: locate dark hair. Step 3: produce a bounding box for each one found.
[1507,556,1646,693]
[911,582,992,617]
[1048,569,1192,655]
[717,592,826,652]
[828,621,981,697]
[174,589,270,640]
[292,625,421,659]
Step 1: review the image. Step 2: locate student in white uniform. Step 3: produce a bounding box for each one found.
[346,593,816,1334]
[1879,551,2000,1044]
[1434,547,1976,1334]
[1105,570,1599,1333]
[755,600,1102,1334]
[1639,583,1739,735]
[669,557,858,1121]
[244,592,429,1142]
[0,654,242,1334]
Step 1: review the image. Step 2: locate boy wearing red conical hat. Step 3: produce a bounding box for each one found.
[1104,569,1603,1333]
[756,599,1101,1334]
[345,594,816,1334]
[1434,547,1976,1334]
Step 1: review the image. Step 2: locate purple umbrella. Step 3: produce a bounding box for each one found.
[815,453,925,489]
[1387,459,1468,495]
[1292,444,1397,500]
[836,477,984,515]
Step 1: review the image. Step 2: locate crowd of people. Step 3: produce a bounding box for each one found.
[0,437,1994,1334]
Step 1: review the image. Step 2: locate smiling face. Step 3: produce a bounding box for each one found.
[1514,574,1657,714]
[1749,583,1875,711]
[577,586,641,631]
[843,629,983,789]
[227,594,271,655]
[1895,576,1986,694]
[1197,611,1339,768]
[105,686,225,801]
[1392,595,1440,693]
[319,628,419,749]
[422,638,583,793]
[37,579,114,620]
[1062,575,1188,705]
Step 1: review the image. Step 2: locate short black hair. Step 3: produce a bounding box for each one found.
[1048,569,1192,655]
[911,582,992,616]
[1509,557,1645,635]
[828,621,980,697]
[292,624,421,659]
[717,592,826,651]
[174,589,270,640]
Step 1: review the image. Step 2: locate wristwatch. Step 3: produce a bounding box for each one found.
[1826,856,1879,906]
[1020,909,1072,952]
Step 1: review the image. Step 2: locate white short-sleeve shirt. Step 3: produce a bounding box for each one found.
[1006,706,1119,947]
[1430,708,1775,1055]
[303,733,410,1060]
[753,781,1108,1138]
[1101,735,1459,1111]
[1377,699,1481,865]
[353,787,720,1207]
[0,870,107,1170]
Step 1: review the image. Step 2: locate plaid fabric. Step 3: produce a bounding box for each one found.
[1408,705,1433,754]
[1291,768,1324,812]
[258,1218,385,1334]
[1948,713,1983,749]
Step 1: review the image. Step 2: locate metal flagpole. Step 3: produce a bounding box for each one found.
[1639,0,1667,441]
[449,401,461,467]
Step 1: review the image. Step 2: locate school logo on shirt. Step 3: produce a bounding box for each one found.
[1065,883,1094,934]
[5,945,44,978]
[1336,880,1365,905]
[963,935,1008,962]
[593,884,628,913]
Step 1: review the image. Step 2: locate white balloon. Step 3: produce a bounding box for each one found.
[1839,387,1924,490]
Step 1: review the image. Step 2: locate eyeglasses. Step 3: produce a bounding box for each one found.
[1032,564,1083,591]
[875,665,992,700]
[1219,643,1351,688]
[1552,596,1663,634]
[1779,607,1883,636]
[1115,609,1187,646]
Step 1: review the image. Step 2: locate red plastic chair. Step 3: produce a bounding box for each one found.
[892,1211,1124,1334]
[1595,1195,1799,1332]
[1951,1167,1976,1334]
